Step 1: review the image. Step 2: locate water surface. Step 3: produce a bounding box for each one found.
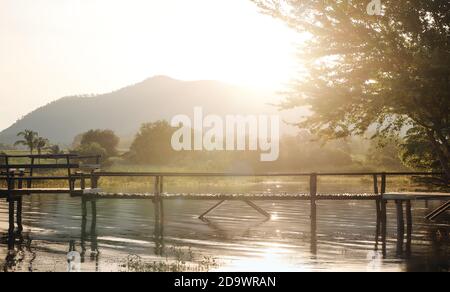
[0,183,448,272]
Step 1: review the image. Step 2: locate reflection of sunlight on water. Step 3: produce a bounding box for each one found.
[98,236,151,245]
[366,250,383,272]
[1,196,447,272]
[271,212,280,221]
[214,245,309,272]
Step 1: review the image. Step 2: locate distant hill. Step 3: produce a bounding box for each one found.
[0,76,293,146]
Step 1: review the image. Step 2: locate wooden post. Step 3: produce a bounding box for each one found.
[373,174,379,195]
[80,197,87,259]
[381,172,387,195]
[91,173,99,189]
[90,159,99,250]
[380,172,387,256]
[80,172,86,190]
[27,157,34,189]
[81,196,87,220]
[159,176,164,225]
[396,200,404,254]
[381,199,387,257]
[66,155,73,191]
[152,177,163,255]
[154,176,161,225]
[7,171,15,236]
[90,200,97,238]
[310,173,318,255]
[375,199,381,249]
[373,174,381,247]
[405,200,412,256]
[17,170,24,233]
[8,199,15,234]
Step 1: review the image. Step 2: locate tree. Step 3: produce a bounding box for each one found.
[48,145,63,156]
[48,144,63,163]
[127,121,178,165]
[35,137,50,156]
[252,0,450,179]
[14,130,38,154]
[400,127,442,171]
[73,142,107,161]
[366,139,408,171]
[79,129,119,158]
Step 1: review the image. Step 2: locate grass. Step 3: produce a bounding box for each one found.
[0,150,443,193]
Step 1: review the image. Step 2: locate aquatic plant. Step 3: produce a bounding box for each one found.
[122,247,218,272]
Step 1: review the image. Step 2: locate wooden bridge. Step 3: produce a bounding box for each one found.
[1,154,449,253]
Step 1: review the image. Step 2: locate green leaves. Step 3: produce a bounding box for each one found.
[14,129,39,154]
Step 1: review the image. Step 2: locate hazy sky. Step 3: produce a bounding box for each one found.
[0,0,298,131]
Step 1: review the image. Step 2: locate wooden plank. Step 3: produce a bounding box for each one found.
[0,176,74,181]
[0,188,97,195]
[0,154,78,159]
[0,164,80,169]
[244,200,271,219]
[78,164,101,170]
[384,192,450,200]
[426,201,450,220]
[81,192,380,201]
[199,200,226,219]
[95,171,444,177]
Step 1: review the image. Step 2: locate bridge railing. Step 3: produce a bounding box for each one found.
[0,154,102,192]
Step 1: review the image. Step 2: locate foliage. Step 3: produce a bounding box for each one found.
[35,137,49,156]
[122,247,218,272]
[400,127,442,171]
[48,145,63,155]
[72,142,107,159]
[127,121,179,165]
[79,129,119,158]
[366,139,408,171]
[14,130,39,154]
[251,0,450,178]
[122,121,406,172]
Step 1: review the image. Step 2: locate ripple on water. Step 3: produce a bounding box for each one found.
[0,193,448,272]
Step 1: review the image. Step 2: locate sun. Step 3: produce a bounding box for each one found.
[112,0,300,91]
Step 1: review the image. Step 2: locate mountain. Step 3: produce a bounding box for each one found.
[0,76,291,146]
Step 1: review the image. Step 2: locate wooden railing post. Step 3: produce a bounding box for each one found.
[17,170,24,232]
[27,157,34,189]
[66,155,73,191]
[310,173,318,254]
[405,200,412,256]
[159,176,164,224]
[80,172,86,190]
[7,170,15,246]
[91,199,97,238]
[381,172,387,195]
[373,174,379,195]
[91,173,99,189]
[380,172,387,256]
[154,176,161,224]
[373,174,381,247]
[81,196,88,257]
[396,200,405,254]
